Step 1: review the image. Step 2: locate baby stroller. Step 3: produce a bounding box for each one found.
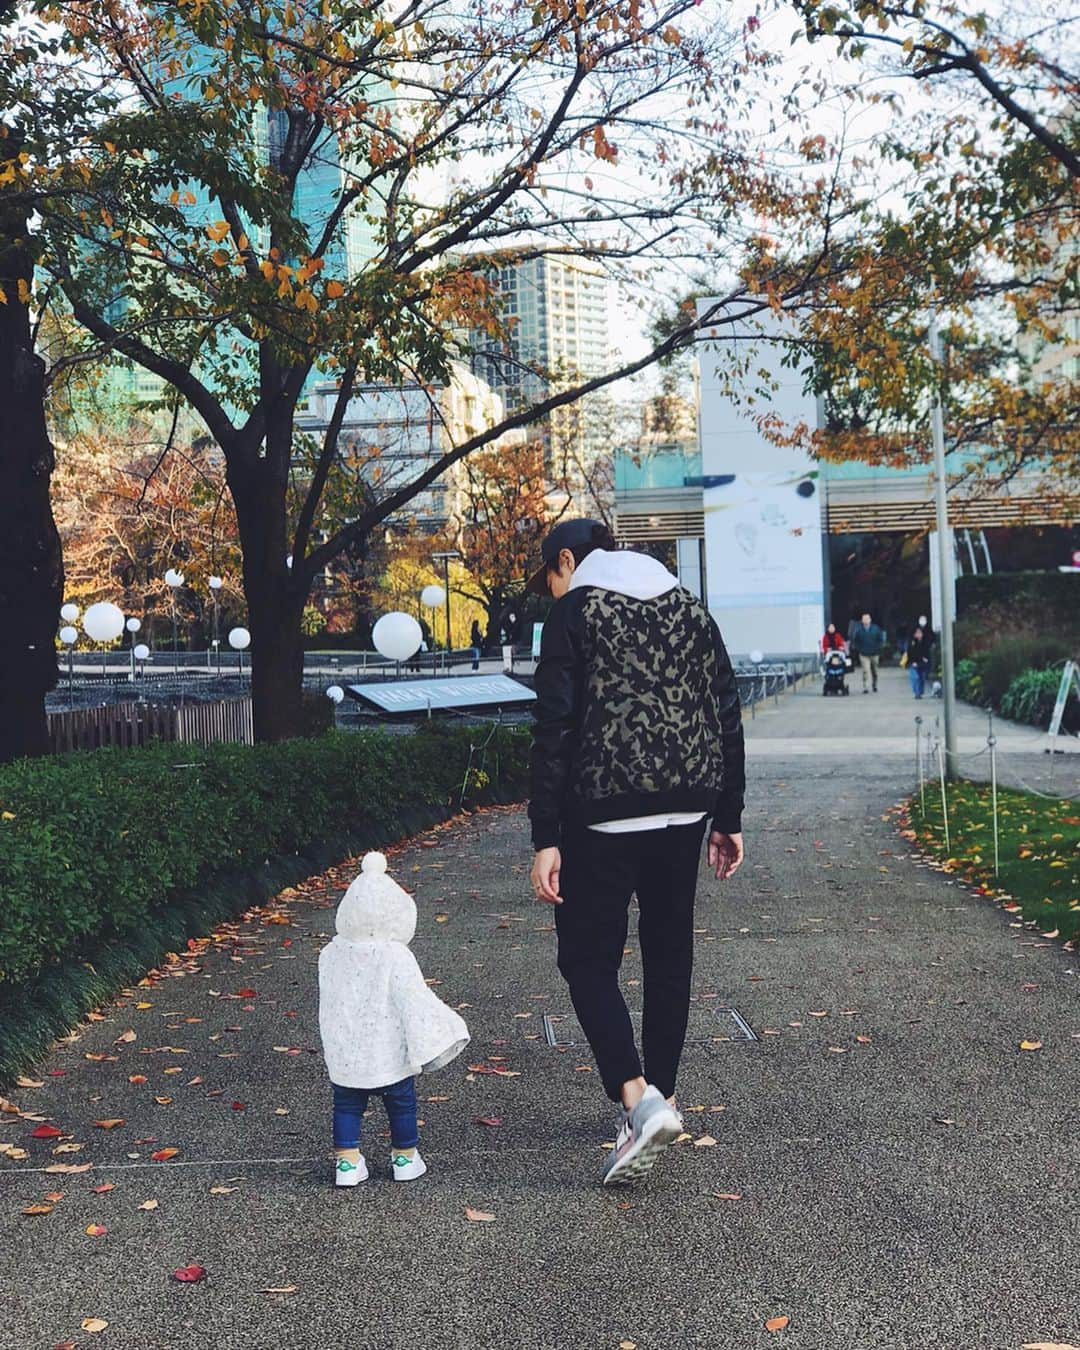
[822,648,850,696]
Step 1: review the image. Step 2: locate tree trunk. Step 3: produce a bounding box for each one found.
[0,153,63,763]
[228,455,306,742]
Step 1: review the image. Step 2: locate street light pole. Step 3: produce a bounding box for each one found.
[929,313,958,781]
[432,550,461,674]
[209,576,223,674]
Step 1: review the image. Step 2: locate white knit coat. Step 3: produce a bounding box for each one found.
[318,852,470,1090]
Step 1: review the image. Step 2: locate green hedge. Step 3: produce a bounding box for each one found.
[0,725,528,1081]
[1001,667,1080,733]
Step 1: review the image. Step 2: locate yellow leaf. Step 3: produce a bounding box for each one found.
[1019,1039,1043,1052]
[17,278,31,305]
[325,279,345,299]
[206,220,230,242]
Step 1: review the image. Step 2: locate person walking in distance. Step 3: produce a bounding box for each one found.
[526,519,745,1187]
[849,611,885,693]
[470,619,484,672]
[906,626,931,699]
[499,608,519,674]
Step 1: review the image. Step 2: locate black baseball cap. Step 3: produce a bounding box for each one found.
[526,518,609,596]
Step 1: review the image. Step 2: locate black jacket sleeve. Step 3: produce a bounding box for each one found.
[528,593,585,850]
[709,620,746,835]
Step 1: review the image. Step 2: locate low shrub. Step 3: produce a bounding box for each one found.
[954,655,987,704]
[0,726,528,1077]
[1000,667,1080,732]
[978,637,1074,707]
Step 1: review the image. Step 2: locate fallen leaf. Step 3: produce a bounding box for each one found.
[231,1101,245,1111]
[209,1185,238,1195]
[93,1119,125,1130]
[274,1107,290,1116]
[44,1162,92,1174]
[128,1075,148,1085]
[473,1115,503,1127]
[45,1191,65,1201]
[1022,1342,1080,1349]
[151,1147,180,1162]
[713,1191,742,1200]
[855,1035,872,1045]
[91,1183,115,1194]
[15,1076,43,1089]
[54,1142,84,1154]
[155,1097,173,1106]
[172,1264,207,1282]
[53,1341,77,1350]
[464,1206,496,1222]
[765,1315,790,1332]
[1019,1040,1043,1052]
[138,1199,159,1211]
[235,988,257,998]
[30,1124,64,1139]
[115,1030,137,1044]
[620,1342,637,1349]
[81,1318,108,1333]
[693,1134,718,1147]
[21,1204,54,1215]
[85,1224,108,1237]
[260,1285,298,1294]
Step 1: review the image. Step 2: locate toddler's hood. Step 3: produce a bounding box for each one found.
[334,852,416,944]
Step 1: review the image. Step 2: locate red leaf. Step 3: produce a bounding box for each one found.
[473,1115,503,1127]
[172,1263,207,1283]
[235,988,257,999]
[231,1102,245,1111]
[151,1147,180,1162]
[31,1125,63,1139]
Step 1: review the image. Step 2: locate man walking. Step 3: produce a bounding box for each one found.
[849,611,885,693]
[527,519,745,1186]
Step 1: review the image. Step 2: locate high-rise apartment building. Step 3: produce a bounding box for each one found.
[467,253,612,483]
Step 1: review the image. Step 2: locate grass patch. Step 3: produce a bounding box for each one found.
[907,781,1080,943]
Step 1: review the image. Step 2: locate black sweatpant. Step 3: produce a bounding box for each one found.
[554,818,707,1102]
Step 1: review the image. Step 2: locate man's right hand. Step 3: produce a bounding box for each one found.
[708,831,744,880]
[531,847,563,904]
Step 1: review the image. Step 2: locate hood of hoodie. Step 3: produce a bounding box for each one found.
[568,548,679,601]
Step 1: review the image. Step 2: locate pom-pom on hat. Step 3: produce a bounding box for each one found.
[334,850,416,945]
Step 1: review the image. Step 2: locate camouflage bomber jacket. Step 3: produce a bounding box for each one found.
[527,583,745,851]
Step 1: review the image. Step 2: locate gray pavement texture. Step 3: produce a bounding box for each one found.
[3,672,1080,1350]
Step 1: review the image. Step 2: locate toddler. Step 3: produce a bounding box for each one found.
[318,851,469,1186]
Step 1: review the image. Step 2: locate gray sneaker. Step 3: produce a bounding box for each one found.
[602,1085,683,1186]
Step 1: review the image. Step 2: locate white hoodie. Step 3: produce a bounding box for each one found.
[568,549,707,836]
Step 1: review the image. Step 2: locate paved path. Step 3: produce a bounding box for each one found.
[3,697,1080,1348]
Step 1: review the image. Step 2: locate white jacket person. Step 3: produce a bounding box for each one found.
[318,852,469,1089]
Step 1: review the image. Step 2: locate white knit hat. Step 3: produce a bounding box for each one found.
[334,851,417,945]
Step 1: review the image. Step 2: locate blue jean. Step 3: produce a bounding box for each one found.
[908,664,927,698]
[332,1077,419,1150]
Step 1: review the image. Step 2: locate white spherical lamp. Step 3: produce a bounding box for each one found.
[421,584,446,609]
[326,684,345,704]
[372,612,422,663]
[749,649,764,665]
[208,575,223,591]
[126,617,142,633]
[133,643,150,661]
[59,625,78,646]
[60,602,80,623]
[83,601,125,643]
[164,567,185,588]
[228,627,251,651]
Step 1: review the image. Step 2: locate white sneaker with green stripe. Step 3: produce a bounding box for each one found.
[391,1149,427,1182]
[334,1154,369,1187]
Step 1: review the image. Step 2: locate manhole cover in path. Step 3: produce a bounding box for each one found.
[541,1007,757,1048]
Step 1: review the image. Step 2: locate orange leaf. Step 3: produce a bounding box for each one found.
[21,1204,53,1215]
[325,279,345,299]
[93,1119,125,1129]
[464,1205,496,1222]
[151,1147,180,1162]
[765,1316,790,1332]
[85,1223,108,1237]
